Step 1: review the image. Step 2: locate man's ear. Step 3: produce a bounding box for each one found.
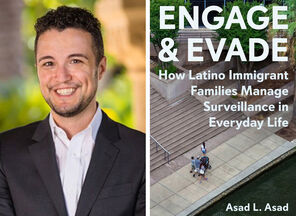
[97,56,107,80]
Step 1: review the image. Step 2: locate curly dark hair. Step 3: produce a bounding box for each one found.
[34,6,104,65]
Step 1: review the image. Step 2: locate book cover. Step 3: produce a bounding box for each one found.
[150,0,296,215]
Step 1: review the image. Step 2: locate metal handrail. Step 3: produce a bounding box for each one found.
[151,135,171,163]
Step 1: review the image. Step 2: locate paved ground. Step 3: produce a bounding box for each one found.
[150,109,295,216]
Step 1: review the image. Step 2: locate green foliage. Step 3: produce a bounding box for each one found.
[97,73,134,129]
[216,0,267,55]
[268,0,296,64]
[0,78,50,132]
[154,62,177,75]
[285,0,296,63]
[150,0,191,73]
[150,0,191,47]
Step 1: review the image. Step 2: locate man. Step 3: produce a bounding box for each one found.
[201,142,206,154]
[0,6,145,216]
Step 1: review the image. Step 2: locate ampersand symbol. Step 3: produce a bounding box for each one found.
[158,38,179,62]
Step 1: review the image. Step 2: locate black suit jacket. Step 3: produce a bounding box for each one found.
[0,112,145,216]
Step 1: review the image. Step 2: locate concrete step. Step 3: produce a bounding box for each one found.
[152,110,216,144]
[151,95,197,121]
[151,102,238,146]
[151,126,228,170]
[151,108,207,138]
[150,91,167,106]
[151,112,244,170]
[150,100,169,114]
[151,103,204,134]
[150,112,243,165]
[150,94,164,104]
[150,92,160,101]
[150,111,242,159]
[151,98,202,128]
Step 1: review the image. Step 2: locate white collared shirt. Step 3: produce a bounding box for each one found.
[49,106,102,216]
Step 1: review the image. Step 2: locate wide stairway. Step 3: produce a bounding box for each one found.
[150,87,245,171]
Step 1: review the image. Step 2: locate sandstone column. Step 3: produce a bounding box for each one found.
[0,0,23,80]
[96,0,145,132]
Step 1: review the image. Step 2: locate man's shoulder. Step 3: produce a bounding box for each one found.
[117,123,145,142]
[111,121,145,155]
[0,121,41,144]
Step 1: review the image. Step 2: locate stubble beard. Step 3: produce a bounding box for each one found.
[45,70,98,118]
[48,90,96,118]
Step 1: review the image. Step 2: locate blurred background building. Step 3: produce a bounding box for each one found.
[0,0,145,133]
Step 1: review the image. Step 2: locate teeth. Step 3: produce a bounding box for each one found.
[56,88,75,96]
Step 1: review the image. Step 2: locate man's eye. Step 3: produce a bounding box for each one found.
[71,59,82,64]
[43,62,53,67]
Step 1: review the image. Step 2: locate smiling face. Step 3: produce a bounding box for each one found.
[36,28,106,117]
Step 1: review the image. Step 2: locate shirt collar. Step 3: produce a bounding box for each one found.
[49,104,103,142]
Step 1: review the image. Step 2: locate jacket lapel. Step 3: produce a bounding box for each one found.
[75,112,120,216]
[28,117,68,216]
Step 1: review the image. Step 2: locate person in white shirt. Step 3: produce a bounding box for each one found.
[201,142,207,154]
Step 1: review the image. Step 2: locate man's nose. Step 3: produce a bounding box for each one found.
[55,65,72,82]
